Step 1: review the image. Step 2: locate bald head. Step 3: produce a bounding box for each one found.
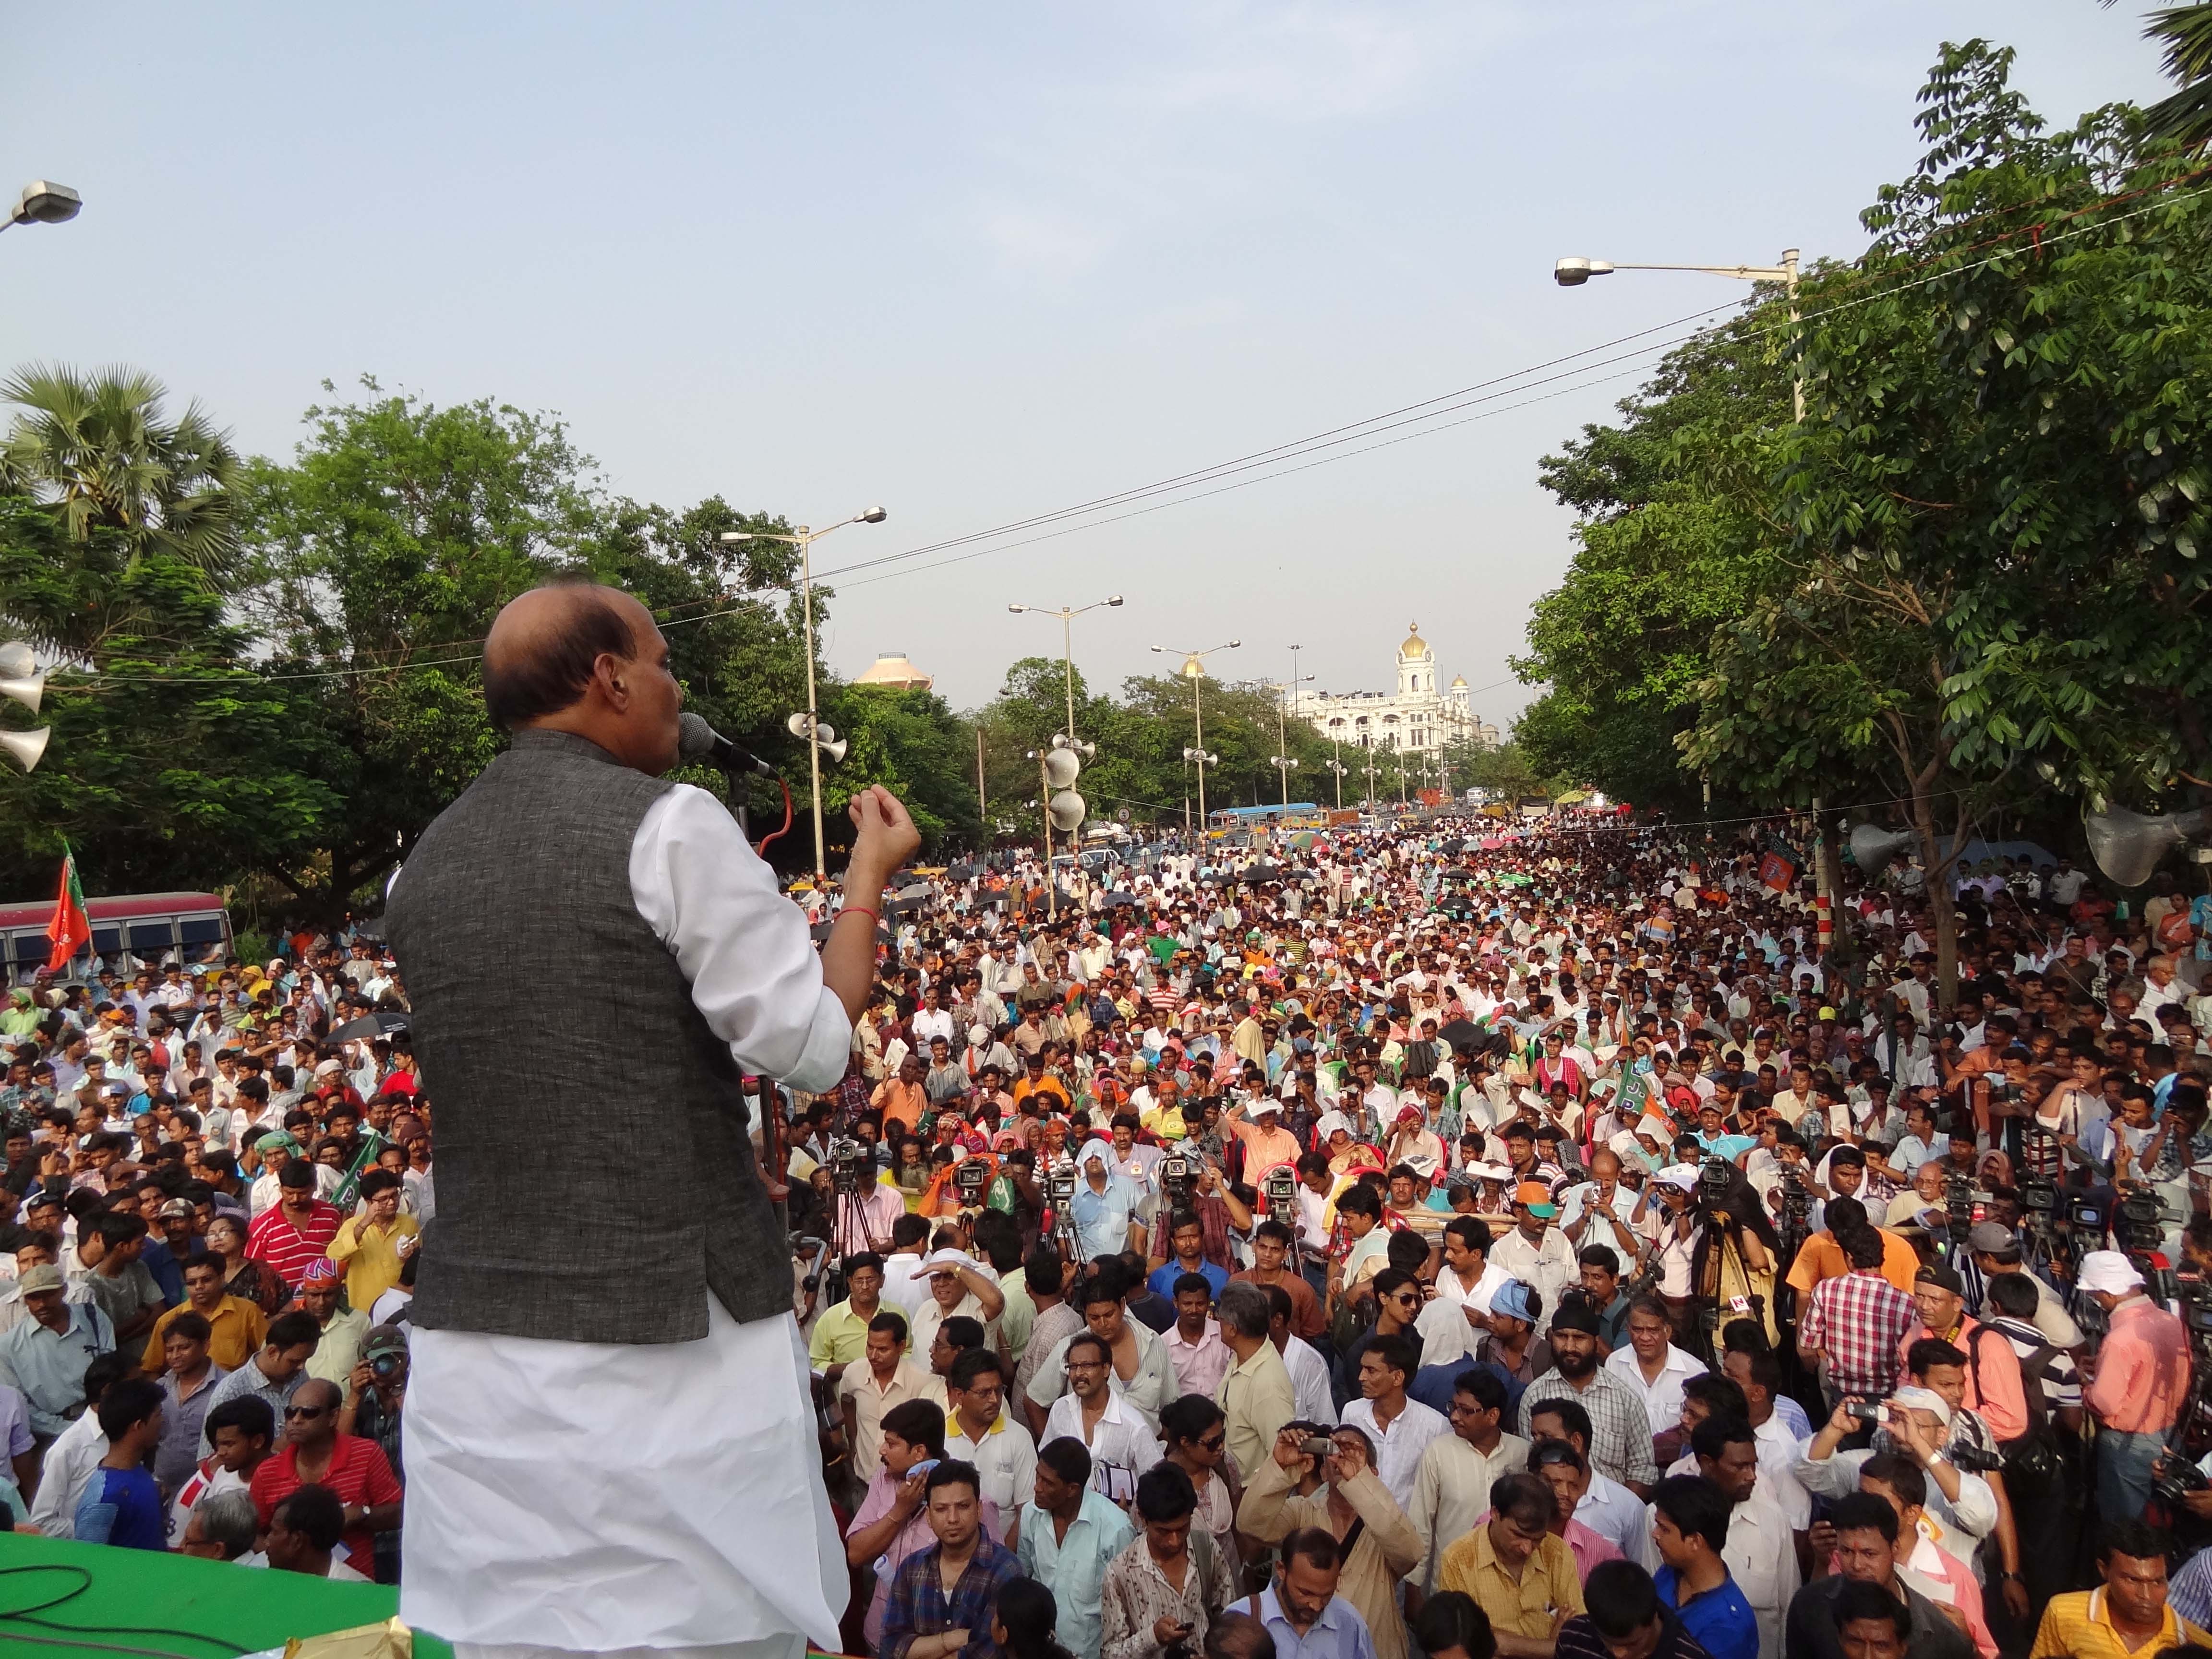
[482,583,682,772]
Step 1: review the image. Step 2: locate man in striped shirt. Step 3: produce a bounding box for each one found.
[245,1163,344,1293]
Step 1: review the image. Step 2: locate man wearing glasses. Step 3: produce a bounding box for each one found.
[245,1377,404,1581]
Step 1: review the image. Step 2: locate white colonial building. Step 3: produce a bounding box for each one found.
[1296,624,1499,754]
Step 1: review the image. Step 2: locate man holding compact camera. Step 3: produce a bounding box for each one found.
[337,1323,409,1582]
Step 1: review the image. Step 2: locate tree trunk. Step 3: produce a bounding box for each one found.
[1907,772,1959,1014]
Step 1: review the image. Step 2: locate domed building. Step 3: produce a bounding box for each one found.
[1296,624,1493,754]
[852,651,934,692]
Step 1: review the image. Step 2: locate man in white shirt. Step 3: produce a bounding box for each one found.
[943,1348,1036,1541]
[389,584,923,1659]
[1603,1298,1706,1452]
[1666,1415,1800,1659]
[1269,1307,1336,1430]
[1039,1332,1164,1506]
[1338,1333,1447,1514]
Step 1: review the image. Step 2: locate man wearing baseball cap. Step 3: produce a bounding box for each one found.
[1895,1262,2027,1443]
[1490,1180,1577,1340]
[2078,1250,2190,1520]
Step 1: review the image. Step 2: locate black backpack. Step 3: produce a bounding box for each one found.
[1967,1321,2062,1480]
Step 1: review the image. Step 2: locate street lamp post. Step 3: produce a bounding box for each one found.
[1326,751,1348,810]
[1554,249,1803,420]
[1556,246,1826,901]
[722,506,888,879]
[1151,640,1238,838]
[1009,596,1124,743]
[1264,668,1313,809]
[0,181,81,235]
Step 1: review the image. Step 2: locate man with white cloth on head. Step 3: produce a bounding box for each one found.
[382,583,923,1659]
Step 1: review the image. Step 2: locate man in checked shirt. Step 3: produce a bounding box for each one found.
[1795,1226,1917,1412]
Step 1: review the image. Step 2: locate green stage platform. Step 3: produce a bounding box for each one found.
[0,1532,453,1659]
[0,1533,852,1659]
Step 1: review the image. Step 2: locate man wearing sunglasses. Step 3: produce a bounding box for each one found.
[246,1376,404,1582]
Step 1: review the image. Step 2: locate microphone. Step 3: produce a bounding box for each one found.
[679,711,777,778]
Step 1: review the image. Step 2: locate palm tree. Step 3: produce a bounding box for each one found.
[2134,4,2212,147]
[0,363,241,578]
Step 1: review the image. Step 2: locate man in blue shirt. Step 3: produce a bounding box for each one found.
[1650,1475,1757,1659]
[1244,1527,1377,1659]
[72,1375,167,1550]
[1016,1437,1135,1659]
[0,1264,115,1441]
[1148,1214,1230,1301]
[1070,1142,1141,1262]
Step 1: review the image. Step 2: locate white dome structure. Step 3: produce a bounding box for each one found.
[853,652,934,692]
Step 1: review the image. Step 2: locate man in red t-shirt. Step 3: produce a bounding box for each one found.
[245,1164,344,1293]
[248,1378,403,1577]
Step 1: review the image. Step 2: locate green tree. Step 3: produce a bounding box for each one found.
[0,499,339,900]
[2138,2,2212,147]
[1688,42,2212,995]
[0,365,241,613]
[229,380,610,920]
[1514,304,1798,816]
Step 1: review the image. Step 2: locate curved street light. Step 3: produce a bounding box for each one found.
[2,181,81,234]
[722,507,887,877]
[1008,595,1123,743]
[1152,641,1238,835]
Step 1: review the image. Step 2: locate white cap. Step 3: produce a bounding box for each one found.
[923,1248,979,1275]
[2077,1250,2145,1295]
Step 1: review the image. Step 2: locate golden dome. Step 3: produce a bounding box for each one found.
[1399,622,1431,660]
[1451,674,1467,688]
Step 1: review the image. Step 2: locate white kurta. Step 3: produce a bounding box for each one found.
[399,784,854,1659]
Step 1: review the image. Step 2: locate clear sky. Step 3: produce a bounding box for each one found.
[0,3,2169,723]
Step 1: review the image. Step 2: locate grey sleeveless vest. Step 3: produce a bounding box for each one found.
[382,728,790,1343]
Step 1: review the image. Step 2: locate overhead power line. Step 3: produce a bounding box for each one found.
[39,171,2212,690]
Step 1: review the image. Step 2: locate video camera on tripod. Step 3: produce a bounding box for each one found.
[953,1156,990,1209]
[830,1138,872,1197]
[1262,1164,1302,1270]
[1040,1156,1080,1253]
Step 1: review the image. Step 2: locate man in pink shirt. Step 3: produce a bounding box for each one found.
[1895,1262,2028,1442]
[2079,1250,2190,1520]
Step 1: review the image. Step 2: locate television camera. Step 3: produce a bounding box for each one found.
[1040,1155,1080,1256]
[953,1155,990,1209]
[1159,1153,1197,1207]
[830,1138,873,1197]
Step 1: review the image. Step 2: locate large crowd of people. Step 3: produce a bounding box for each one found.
[8,808,2212,1659]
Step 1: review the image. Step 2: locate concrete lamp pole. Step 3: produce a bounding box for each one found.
[1152,640,1238,839]
[1553,249,1803,421]
[1009,596,1123,744]
[721,506,887,879]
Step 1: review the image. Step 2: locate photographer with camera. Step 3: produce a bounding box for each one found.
[1795,1388,1999,1568]
[2078,1249,2191,1522]
[336,1322,409,1582]
[1240,1425,1422,1659]
[834,1139,910,1257]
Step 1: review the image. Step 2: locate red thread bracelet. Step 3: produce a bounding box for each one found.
[839,906,880,928]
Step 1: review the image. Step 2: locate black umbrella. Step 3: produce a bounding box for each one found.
[1105,890,1138,907]
[330,1011,409,1042]
[1240,862,1283,884]
[947,863,984,880]
[1437,1017,1483,1051]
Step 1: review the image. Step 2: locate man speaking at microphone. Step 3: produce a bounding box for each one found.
[383,581,919,1659]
